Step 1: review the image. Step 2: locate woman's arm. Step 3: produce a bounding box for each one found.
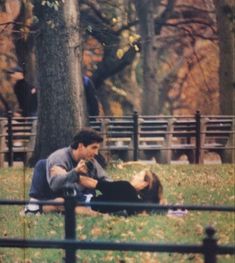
[79,175,98,189]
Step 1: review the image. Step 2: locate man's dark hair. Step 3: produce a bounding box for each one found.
[71,127,103,149]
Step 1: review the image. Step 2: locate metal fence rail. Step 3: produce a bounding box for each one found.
[1,199,235,212]
[0,236,234,255]
[0,192,234,263]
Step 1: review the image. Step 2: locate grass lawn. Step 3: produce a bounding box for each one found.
[0,164,234,263]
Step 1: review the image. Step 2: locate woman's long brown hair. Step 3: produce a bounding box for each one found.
[139,170,163,203]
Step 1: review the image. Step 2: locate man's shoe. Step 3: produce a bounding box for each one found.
[20,199,42,216]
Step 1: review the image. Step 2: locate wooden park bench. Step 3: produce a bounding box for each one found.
[89,117,134,161]
[89,116,197,163]
[200,116,234,162]
[138,117,170,162]
[89,113,234,164]
[0,116,37,167]
[137,117,197,163]
[0,113,233,166]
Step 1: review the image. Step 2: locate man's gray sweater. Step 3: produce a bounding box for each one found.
[46,147,110,201]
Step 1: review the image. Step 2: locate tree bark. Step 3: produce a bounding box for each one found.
[135,0,159,114]
[31,0,86,163]
[213,0,234,162]
[213,0,234,115]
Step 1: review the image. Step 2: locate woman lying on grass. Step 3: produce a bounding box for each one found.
[24,162,163,216]
[76,168,163,214]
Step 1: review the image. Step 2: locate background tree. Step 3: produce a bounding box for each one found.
[0,0,21,115]
[80,0,141,115]
[213,0,234,162]
[134,0,219,115]
[80,0,219,115]
[0,0,222,117]
[134,0,162,115]
[13,0,38,88]
[213,0,234,115]
[31,0,86,162]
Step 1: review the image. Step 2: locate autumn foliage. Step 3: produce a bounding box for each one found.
[0,0,221,116]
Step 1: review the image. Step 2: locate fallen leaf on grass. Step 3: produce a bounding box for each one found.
[76,225,83,231]
[79,234,87,240]
[104,251,114,261]
[91,227,102,236]
[49,230,56,235]
[155,229,165,239]
[121,230,135,239]
[187,254,203,262]
[218,233,230,243]
[195,224,204,235]
[33,251,41,258]
[141,252,159,263]
[119,256,136,263]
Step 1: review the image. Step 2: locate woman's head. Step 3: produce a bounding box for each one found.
[131,169,163,204]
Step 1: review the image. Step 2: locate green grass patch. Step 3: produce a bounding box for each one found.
[0,164,234,262]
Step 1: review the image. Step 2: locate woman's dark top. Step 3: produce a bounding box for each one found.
[91,180,143,214]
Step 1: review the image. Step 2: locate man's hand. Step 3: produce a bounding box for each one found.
[75,159,88,175]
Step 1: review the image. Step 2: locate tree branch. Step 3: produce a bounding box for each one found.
[81,0,112,26]
[92,44,137,88]
[155,0,176,34]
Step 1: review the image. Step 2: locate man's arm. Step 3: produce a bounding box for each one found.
[47,159,88,192]
[51,166,98,189]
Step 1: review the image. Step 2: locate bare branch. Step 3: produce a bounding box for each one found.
[162,18,217,34]
[81,0,112,26]
[116,19,139,34]
[155,0,176,34]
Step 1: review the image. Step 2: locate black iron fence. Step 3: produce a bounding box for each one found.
[0,191,234,263]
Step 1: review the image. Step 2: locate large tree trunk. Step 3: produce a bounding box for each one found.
[31,0,86,163]
[135,0,159,114]
[213,0,234,163]
[213,0,234,115]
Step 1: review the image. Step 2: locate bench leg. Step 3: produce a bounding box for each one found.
[0,153,4,167]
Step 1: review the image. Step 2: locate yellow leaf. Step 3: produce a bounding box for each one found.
[116,49,124,59]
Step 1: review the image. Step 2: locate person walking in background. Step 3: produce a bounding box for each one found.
[6,66,37,117]
[83,75,99,117]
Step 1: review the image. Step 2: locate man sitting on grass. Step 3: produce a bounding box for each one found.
[23,128,111,215]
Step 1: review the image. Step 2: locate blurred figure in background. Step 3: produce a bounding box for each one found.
[83,75,99,117]
[6,66,37,117]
